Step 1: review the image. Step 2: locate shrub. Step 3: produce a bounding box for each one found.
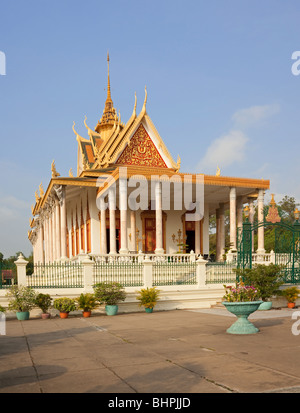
[6,286,36,312]
[53,297,77,313]
[94,282,126,306]
[35,293,52,314]
[136,287,160,309]
[281,287,300,303]
[75,293,98,311]
[235,264,284,301]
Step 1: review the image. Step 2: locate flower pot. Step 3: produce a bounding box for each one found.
[258,301,272,311]
[41,313,50,319]
[222,301,263,334]
[105,305,118,316]
[288,302,295,308]
[83,311,91,318]
[145,307,153,313]
[59,312,69,319]
[16,311,30,321]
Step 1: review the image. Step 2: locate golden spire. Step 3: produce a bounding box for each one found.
[106,51,111,101]
[95,52,119,135]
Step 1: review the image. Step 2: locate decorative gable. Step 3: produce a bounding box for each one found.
[116,124,167,168]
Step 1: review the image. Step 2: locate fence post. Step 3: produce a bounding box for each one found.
[270,250,275,264]
[82,256,94,293]
[196,255,207,289]
[143,255,153,288]
[14,254,28,286]
[189,250,196,262]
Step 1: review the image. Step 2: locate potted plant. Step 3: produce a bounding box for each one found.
[136,287,160,313]
[93,282,126,316]
[53,297,77,318]
[75,293,98,317]
[235,264,284,310]
[281,287,300,308]
[222,281,262,334]
[6,285,36,320]
[35,293,52,319]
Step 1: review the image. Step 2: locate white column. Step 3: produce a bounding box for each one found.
[229,187,237,251]
[119,177,128,254]
[52,208,57,261]
[257,189,265,254]
[237,196,243,229]
[55,199,61,261]
[100,197,107,254]
[49,213,53,263]
[219,203,225,260]
[249,198,255,252]
[130,210,136,252]
[60,187,67,259]
[216,208,220,260]
[38,224,44,263]
[195,218,201,255]
[44,216,49,263]
[109,187,117,254]
[155,181,164,254]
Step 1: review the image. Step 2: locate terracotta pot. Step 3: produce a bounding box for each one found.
[59,312,69,319]
[41,313,50,319]
[288,302,295,308]
[83,311,91,318]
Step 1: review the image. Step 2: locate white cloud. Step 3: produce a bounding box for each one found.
[196,103,280,174]
[197,130,248,173]
[231,104,280,129]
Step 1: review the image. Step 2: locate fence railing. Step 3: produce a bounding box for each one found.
[206,262,237,284]
[28,262,83,288]
[10,252,300,295]
[153,262,197,286]
[89,252,196,263]
[93,261,143,287]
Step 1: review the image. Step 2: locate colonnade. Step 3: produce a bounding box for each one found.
[215,188,265,260]
[32,186,68,264]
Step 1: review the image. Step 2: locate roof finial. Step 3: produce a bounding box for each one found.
[132,91,137,117]
[107,50,111,101]
[142,85,147,113]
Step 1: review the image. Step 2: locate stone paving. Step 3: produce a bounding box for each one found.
[0,308,300,394]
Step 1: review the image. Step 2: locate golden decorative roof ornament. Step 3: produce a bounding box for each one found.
[82,154,90,170]
[175,155,181,173]
[95,52,118,134]
[69,168,74,177]
[51,160,60,178]
[216,166,221,176]
[266,194,281,223]
[39,183,44,197]
[35,191,40,203]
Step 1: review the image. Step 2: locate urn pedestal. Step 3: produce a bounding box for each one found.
[222,301,263,334]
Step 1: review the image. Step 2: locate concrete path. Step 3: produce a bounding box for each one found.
[0,308,300,394]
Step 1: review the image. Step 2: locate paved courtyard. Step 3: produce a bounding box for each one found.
[0,308,300,394]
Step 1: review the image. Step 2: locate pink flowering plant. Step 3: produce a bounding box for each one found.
[223,281,260,302]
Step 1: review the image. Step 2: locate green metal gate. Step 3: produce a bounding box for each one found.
[237,207,300,284]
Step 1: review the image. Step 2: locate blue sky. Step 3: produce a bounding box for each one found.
[0,0,300,257]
